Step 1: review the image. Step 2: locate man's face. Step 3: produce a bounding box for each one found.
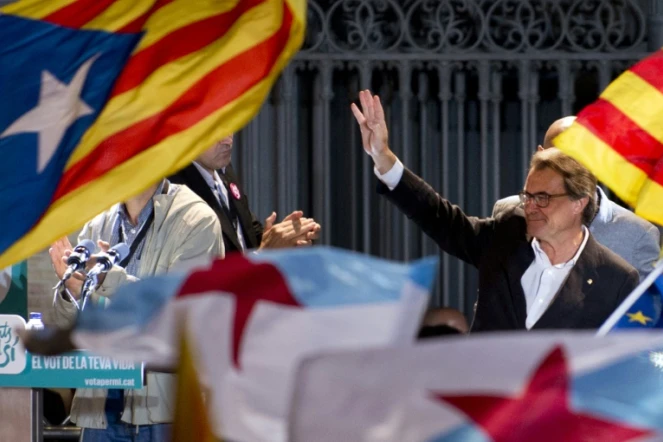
[523,168,583,242]
[197,134,234,171]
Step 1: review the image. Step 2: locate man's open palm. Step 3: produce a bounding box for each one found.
[351,90,389,157]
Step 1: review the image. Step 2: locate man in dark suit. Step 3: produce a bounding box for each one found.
[351,90,638,332]
[170,134,320,253]
[492,116,660,281]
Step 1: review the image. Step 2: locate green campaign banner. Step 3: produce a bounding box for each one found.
[0,263,27,319]
[0,315,143,389]
[1,351,144,389]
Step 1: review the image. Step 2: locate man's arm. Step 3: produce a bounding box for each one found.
[167,208,224,273]
[492,195,521,218]
[378,167,491,266]
[251,210,264,245]
[632,223,661,281]
[93,266,140,299]
[52,285,80,328]
[351,90,493,266]
[50,224,96,328]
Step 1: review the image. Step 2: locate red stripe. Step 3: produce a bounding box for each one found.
[178,254,300,369]
[576,98,663,186]
[53,3,293,200]
[111,0,265,96]
[44,0,118,28]
[628,49,663,94]
[116,0,174,33]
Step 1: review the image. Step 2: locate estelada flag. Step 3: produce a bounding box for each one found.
[554,49,663,226]
[0,0,306,267]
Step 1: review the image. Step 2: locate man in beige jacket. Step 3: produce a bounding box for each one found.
[49,178,223,442]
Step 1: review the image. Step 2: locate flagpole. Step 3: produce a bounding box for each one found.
[596,259,663,336]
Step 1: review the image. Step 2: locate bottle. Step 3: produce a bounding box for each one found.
[26,312,44,331]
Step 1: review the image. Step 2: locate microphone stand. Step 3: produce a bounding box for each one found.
[73,243,129,311]
[52,279,82,310]
[79,275,98,311]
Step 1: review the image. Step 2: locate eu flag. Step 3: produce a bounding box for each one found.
[598,261,663,334]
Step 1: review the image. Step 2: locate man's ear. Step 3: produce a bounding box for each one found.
[537,145,544,151]
[574,196,589,215]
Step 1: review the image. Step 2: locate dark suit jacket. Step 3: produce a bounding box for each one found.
[169,164,263,253]
[379,168,639,332]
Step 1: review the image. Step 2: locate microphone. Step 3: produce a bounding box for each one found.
[61,239,96,282]
[86,242,130,279]
[79,243,129,311]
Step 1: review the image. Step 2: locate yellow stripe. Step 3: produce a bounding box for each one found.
[173,336,216,442]
[554,123,648,206]
[0,0,77,19]
[66,0,283,167]
[159,6,304,173]
[634,179,663,227]
[135,0,238,51]
[286,0,306,27]
[160,30,303,174]
[601,70,663,144]
[81,0,155,32]
[0,12,303,268]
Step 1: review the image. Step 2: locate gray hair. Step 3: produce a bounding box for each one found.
[530,148,597,225]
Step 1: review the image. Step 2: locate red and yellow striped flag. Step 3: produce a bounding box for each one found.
[554,49,663,226]
[0,0,305,268]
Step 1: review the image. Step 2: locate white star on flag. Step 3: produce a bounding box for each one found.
[0,54,98,173]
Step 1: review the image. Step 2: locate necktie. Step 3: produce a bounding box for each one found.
[215,180,239,230]
[213,180,228,208]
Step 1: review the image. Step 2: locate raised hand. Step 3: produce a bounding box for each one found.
[49,237,84,299]
[350,90,397,174]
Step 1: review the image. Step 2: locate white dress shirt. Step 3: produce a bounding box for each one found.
[521,226,589,329]
[374,159,405,190]
[375,158,591,329]
[193,161,247,251]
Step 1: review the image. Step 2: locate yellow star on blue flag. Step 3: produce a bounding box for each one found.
[626,311,653,326]
[600,263,663,333]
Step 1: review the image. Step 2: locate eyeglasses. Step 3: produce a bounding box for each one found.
[518,191,569,208]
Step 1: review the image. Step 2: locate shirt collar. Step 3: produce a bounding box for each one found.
[193,161,223,189]
[594,186,612,223]
[531,225,590,268]
[118,180,164,227]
